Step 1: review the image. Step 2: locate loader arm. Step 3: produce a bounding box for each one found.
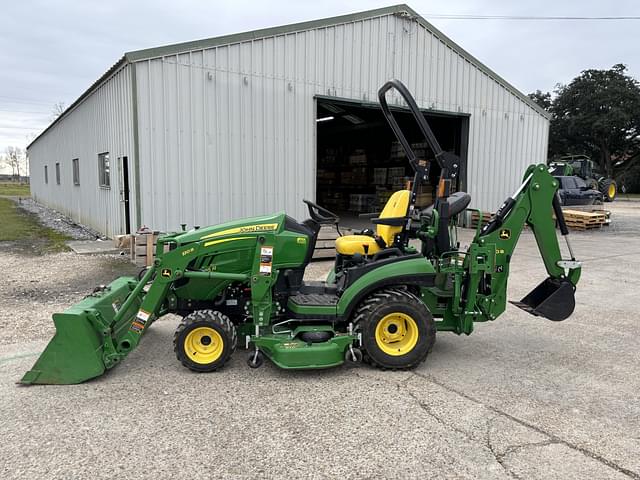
[453,164,581,333]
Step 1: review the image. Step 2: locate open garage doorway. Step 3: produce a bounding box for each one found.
[315,96,468,229]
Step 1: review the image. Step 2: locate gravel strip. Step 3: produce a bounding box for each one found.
[13,197,106,240]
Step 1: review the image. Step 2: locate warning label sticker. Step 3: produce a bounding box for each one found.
[259,264,272,274]
[130,321,145,333]
[259,246,273,275]
[130,309,151,334]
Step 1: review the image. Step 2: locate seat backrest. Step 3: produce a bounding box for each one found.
[377,190,410,247]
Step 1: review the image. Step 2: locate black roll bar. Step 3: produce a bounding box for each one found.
[377,79,460,183]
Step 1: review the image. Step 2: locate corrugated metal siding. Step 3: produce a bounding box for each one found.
[135,13,548,232]
[28,65,136,237]
[28,12,549,238]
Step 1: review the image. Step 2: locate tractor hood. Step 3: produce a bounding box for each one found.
[173,212,287,245]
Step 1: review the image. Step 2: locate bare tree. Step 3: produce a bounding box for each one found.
[51,102,66,120]
[0,153,13,177]
[4,146,26,180]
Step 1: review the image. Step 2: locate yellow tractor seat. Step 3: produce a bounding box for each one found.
[335,190,410,256]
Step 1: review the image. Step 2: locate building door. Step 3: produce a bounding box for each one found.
[118,156,132,234]
[314,96,468,227]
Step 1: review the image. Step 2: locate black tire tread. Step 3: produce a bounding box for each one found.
[598,178,616,202]
[352,287,436,370]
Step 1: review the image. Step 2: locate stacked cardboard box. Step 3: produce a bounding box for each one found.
[349,193,377,213]
[373,168,387,185]
[390,141,404,159]
[348,149,367,165]
[388,166,406,187]
[376,188,394,208]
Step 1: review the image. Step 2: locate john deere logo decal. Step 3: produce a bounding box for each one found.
[499,229,511,240]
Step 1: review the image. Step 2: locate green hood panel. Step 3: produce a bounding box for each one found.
[173,212,287,244]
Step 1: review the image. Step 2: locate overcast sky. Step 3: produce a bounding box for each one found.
[1,0,639,173]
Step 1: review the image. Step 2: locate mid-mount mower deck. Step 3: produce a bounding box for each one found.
[21,80,581,385]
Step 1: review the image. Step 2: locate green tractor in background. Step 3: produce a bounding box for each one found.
[549,154,617,202]
[21,80,582,385]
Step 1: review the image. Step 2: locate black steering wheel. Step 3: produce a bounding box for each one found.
[302,199,340,225]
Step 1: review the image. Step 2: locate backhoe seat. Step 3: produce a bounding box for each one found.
[420,192,471,220]
[335,190,410,256]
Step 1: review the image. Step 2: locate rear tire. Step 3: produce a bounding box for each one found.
[599,178,617,202]
[353,288,435,369]
[173,310,236,372]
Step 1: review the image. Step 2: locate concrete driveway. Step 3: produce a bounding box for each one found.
[1,201,639,479]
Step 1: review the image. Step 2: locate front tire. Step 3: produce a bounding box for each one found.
[353,288,435,369]
[173,310,236,372]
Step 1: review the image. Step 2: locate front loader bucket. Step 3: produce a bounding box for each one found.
[20,276,143,385]
[510,277,575,321]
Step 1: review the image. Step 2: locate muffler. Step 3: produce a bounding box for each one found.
[510,277,575,321]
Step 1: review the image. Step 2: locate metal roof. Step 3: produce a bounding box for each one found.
[28,4,549,149]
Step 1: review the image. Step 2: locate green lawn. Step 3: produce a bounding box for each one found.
[0,198,69,252]
[0,181,30,196]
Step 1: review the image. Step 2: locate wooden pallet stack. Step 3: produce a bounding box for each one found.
[561,205,611,225]
[130,231,167,267]
[470,211,493,229]
[312,226,339,260]
[561,209,608,231]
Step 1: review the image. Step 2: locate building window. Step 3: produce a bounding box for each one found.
[72,158,80,185]
[55,162,61,185]
[44,165,48,184]
[98,152,110,188]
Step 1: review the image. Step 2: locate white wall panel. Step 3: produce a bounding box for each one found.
[134,12,548,232]
[29,10,549,237]
[28,65,135,237]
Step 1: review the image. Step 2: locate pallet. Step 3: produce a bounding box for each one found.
[470,211,494,229]
[312,226,339,260]
[130,231,169,267]
[561,209,607,231]
[561,205,611,225]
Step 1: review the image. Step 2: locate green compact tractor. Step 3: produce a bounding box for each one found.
[549,154,617,202]
[22,80,582,385]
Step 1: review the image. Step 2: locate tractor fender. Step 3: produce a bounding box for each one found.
[336,257,436,320]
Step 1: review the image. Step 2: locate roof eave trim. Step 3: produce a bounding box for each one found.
[27,56,129,150]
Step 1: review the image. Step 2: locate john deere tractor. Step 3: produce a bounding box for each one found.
[549,154,617,202]
[21,80,582,385]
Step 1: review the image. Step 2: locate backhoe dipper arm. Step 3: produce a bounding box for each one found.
[463,164,581,327]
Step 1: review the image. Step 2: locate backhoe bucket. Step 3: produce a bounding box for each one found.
[510,277,575,321]
[20,276,143,385]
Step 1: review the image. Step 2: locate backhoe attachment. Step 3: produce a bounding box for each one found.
[473,164,581,323]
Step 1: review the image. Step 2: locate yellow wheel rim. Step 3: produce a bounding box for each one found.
[184,327,224,364]
[375,313,419,356]
[608,184,616,198]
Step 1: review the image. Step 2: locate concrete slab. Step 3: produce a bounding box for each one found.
[66,239,121,255]
[0,200,639,479]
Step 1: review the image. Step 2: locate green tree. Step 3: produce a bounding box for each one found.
[549,64,640,177]
[528,90,552,111]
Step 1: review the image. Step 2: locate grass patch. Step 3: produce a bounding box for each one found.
[0,181,30,196]
[0,198,69,253]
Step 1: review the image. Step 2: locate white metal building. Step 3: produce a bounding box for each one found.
[28,4,550,237]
